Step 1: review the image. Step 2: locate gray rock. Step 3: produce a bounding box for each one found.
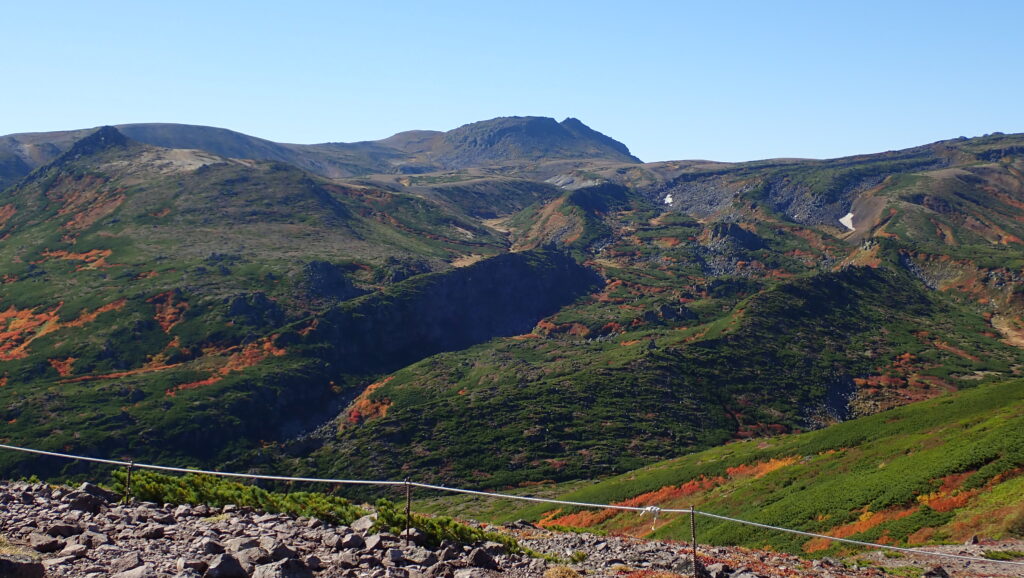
[58,542,88,558]
[136,524,165,539]
[0,555,45,578]
[351,515,377,533]
[201,538,225,554]
[45,522,82,537]
[252,558,314,578]
[77,529,111,548]
[112,565,157,578]
[437,546,461,562]
[452,569,491,578]
[336,551,358,569]
[28,532,63,553]
[78,481,121,503]
[322,532,342,549]
[480,540,506,555]
[465,547,498,570]
[151,511,176,524]
[706,562,732,578]
[340,532,365,550]
[176,557,208,573]
[406,548,438,567]
[236,548,271,573]
[670,556,711,578]
[111,552,144,573]
[225,536,260,552]
[425,562,455,578]
[41,555,78,569]
[364,533,385,551]
[268,542,299,561]
[66,491,106,513]
[400,527,428,546]
[205,553,248,578]
[924,567,951,578]
[384,547,405,565]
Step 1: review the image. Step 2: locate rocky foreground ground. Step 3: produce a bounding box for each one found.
[1,481,1021,577]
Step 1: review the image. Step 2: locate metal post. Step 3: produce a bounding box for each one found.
[404,478,412,546]
[690,505,698,578]
[124,460,135,504]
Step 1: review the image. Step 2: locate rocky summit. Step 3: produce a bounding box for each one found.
[2,480,1009,578]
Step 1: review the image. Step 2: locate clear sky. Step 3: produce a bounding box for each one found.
[2,0,1021,163]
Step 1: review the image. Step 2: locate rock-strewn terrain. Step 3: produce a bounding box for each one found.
[4,481,1015,578]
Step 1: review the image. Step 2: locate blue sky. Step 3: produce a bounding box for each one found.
[3,1,1021,162]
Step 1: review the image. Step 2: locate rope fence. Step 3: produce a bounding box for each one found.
[2,442,1023,568]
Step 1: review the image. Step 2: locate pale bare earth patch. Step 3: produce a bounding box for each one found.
[992,314,1024,348]
[451,254,485,267]
[104,147,236,182]
[482,217,512,233]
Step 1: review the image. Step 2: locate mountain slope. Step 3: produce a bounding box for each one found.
[0,117,640,186]
[303,260,1018,489]
[491,376,1024,554]
[1,122,1023,508]
[0,127,595,477]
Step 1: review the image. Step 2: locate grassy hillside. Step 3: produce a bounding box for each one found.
[2,123,1024,514]
[305,259,1019,490]
[484,377,1024,555]
[0,128,593,477]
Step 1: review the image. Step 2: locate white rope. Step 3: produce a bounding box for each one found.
[0,444,406,487]
[2,442,1023,567]
[407,480,671,513]
[694,510,1024,567]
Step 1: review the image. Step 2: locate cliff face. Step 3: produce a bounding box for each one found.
[312,249,600,375]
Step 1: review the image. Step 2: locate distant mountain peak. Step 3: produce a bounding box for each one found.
[61,125,129,159]
[432,116,641,168]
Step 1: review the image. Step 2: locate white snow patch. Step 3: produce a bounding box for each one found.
[663,194,674,205]
[839,212,855,231]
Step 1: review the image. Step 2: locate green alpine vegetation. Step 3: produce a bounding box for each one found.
[475,376,1024,555]
[1,119,1023,553]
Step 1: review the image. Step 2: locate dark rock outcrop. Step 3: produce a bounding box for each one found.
[313,249,601,375]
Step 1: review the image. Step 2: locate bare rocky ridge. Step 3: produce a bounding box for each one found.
[5,481,1015,578]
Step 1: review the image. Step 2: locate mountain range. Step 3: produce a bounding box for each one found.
[1,117,1023,549]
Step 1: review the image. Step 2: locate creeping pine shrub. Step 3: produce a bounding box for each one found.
[111,469,364,525]
[374,499,532,555]
[984,550,1024,561]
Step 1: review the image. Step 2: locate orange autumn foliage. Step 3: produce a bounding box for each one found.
[933,341,981,362]
[726,456,799,479]
[66,298,126,327]
[0,303,62,360]
[916,471,980,512]
[38,248,114,270]
[344,376,395,426]
[0,298,127,361]
[804,507,918,552]
[538,508,618,528]
[148,291,189,333]
[48,357,77,377]
[165,337,286,396]
[0,204,15,227]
